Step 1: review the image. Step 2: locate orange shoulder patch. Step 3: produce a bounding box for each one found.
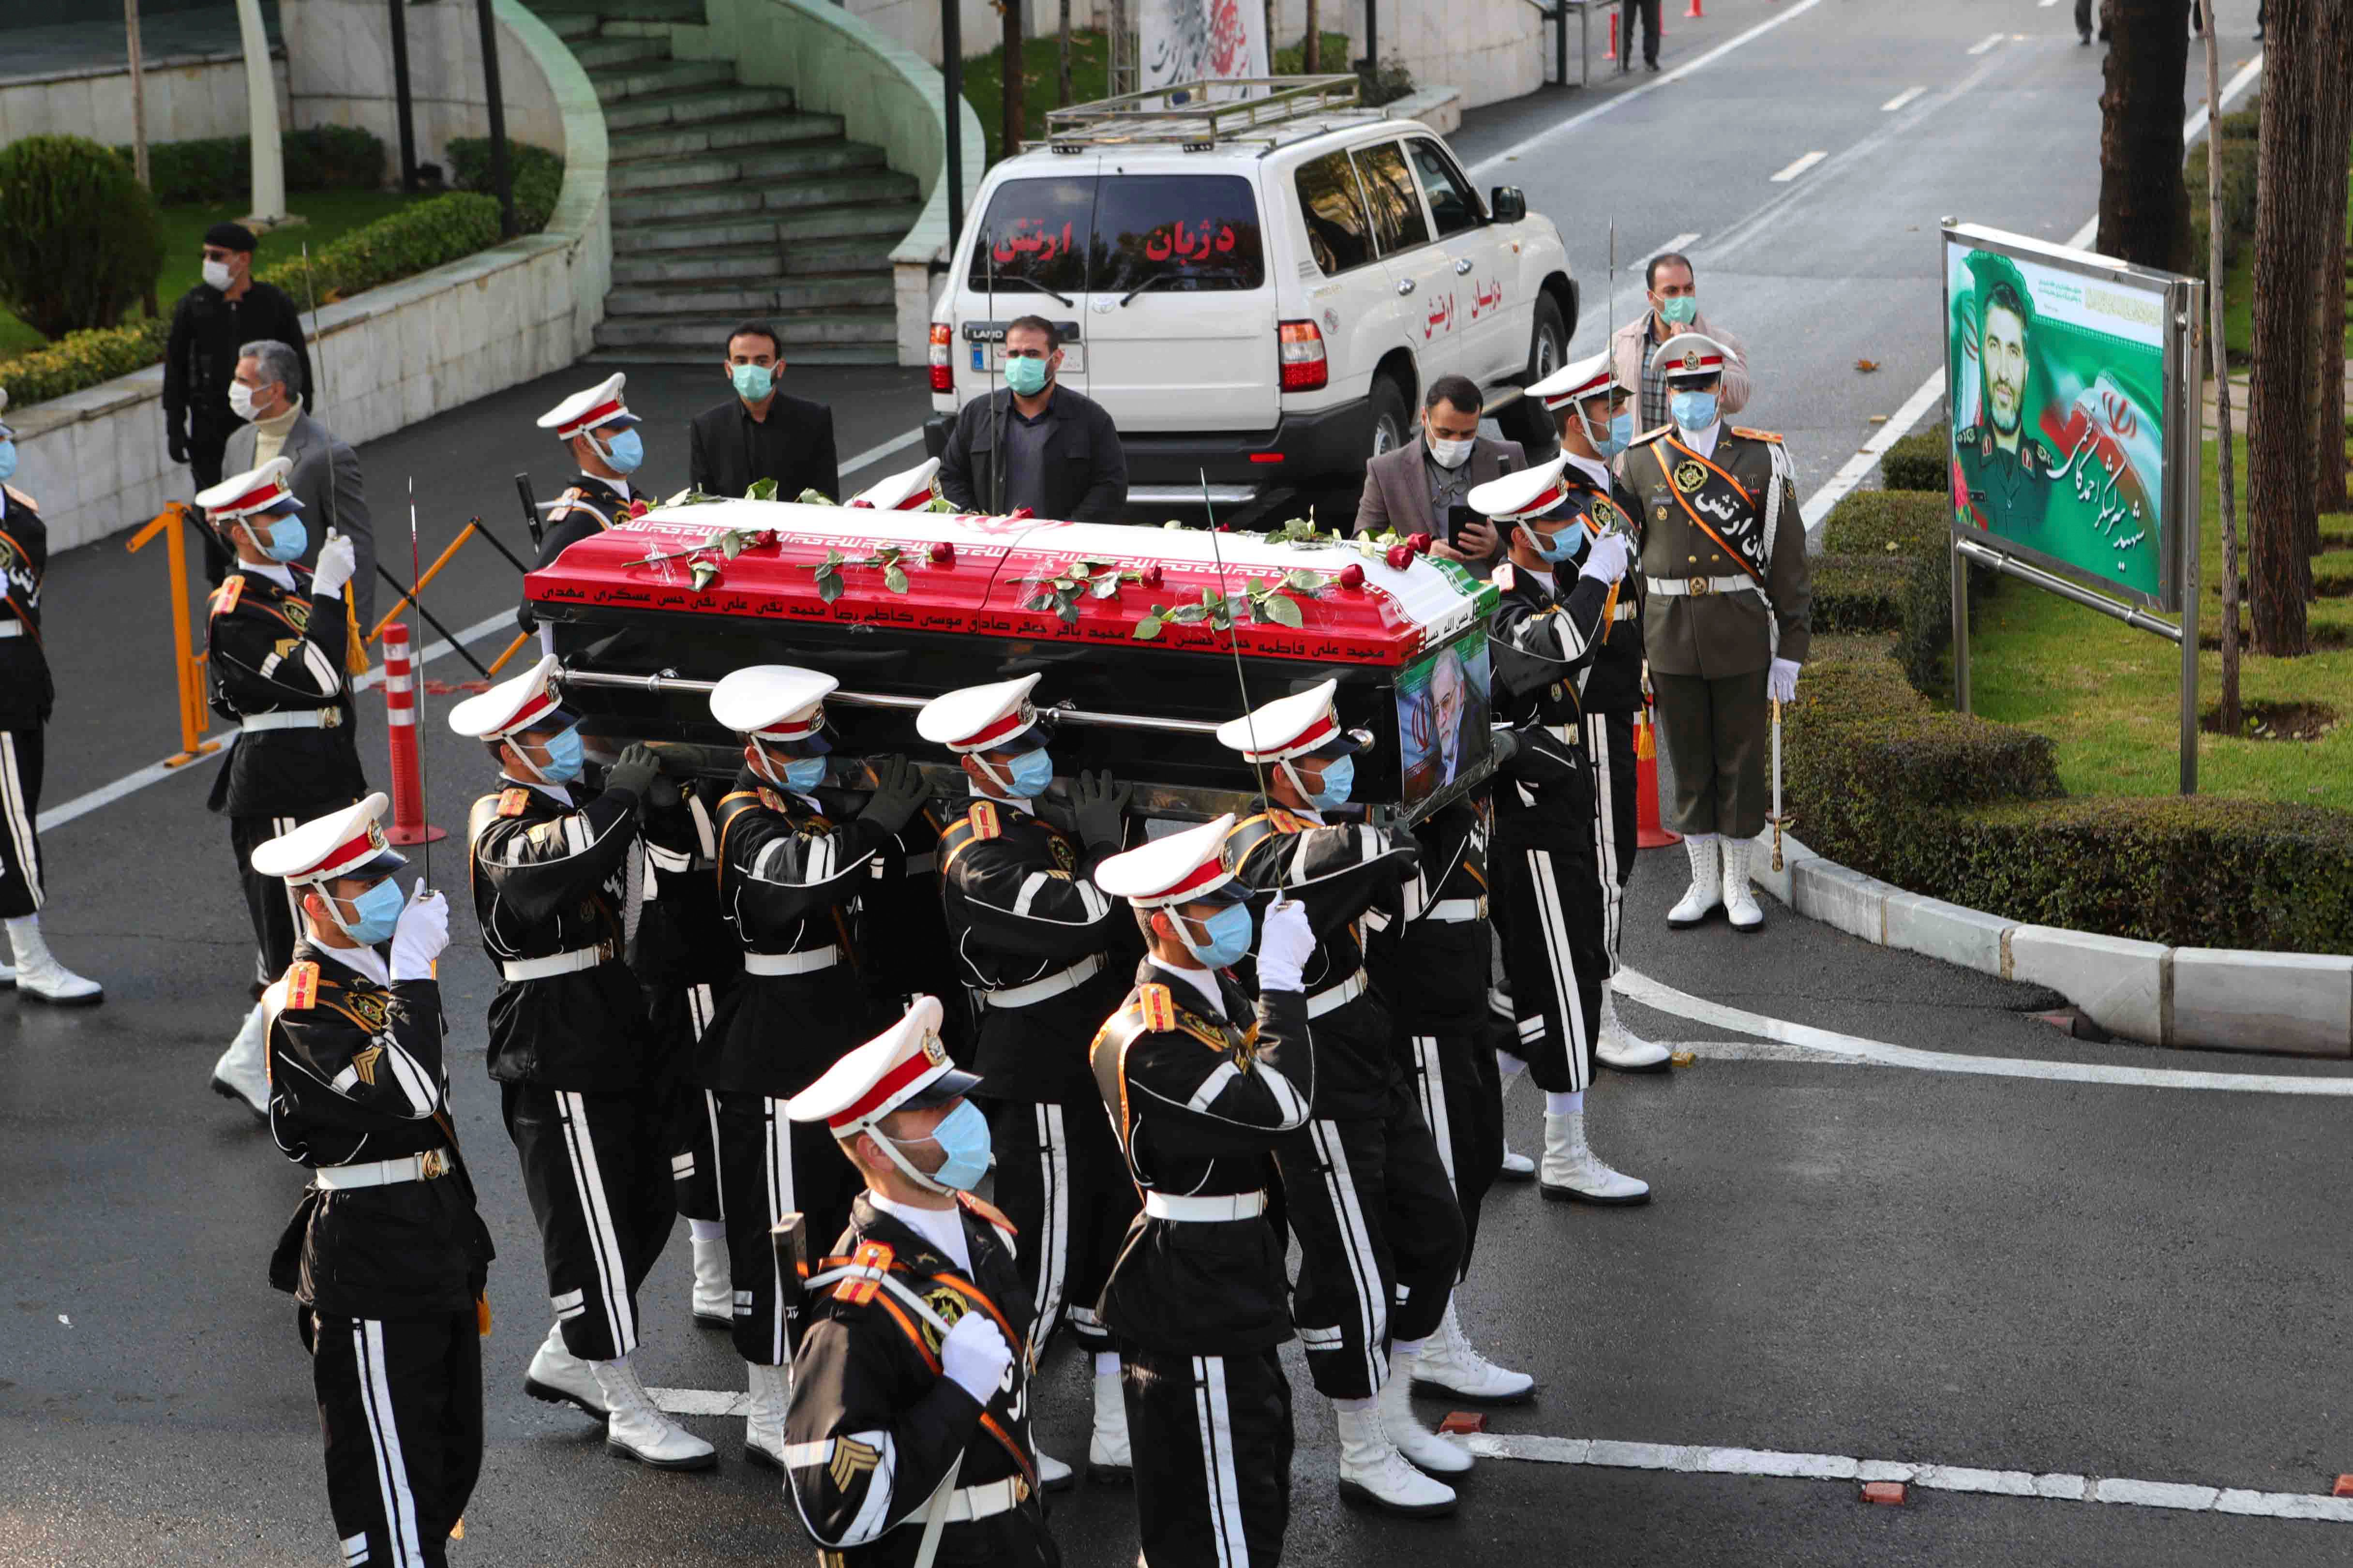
[967,799,1001,840]
[497,787,530,817]
[956,1190,1019,1237]
[285,960,320,1010]
[211,575,245,616]
[832,1240,894,1306]
[1139,983,1175,1033]
[1730,426,1783,444]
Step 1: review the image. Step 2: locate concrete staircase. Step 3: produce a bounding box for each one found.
[531,0,920,364]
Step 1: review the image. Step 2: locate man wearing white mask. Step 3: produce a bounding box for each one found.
[1354,375,1524,574]
[222,338,376,629]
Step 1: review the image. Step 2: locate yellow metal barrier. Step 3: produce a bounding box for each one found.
[126,503,226,769]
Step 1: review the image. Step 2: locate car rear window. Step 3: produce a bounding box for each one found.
[1295,150,1376,275]
[967,174,1264,295]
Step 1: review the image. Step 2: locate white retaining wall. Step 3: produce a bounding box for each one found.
[0,52,291,148]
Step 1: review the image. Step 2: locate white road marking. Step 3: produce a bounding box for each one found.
[837,425,925,485]
[1967,31,2006,54]
[1881,86,1926,112]
[648,1387,751,1418]
[1661,231,1702,254]
[1768,150,1828,183]
[1469,1432,2353,1522]
[2039,0,2060,7]
[1613,968,2353,1096]
[1469,0,1830,176]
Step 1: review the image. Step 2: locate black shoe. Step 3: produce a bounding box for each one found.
[1646,58,1661,71]
[2078,28,2092,43]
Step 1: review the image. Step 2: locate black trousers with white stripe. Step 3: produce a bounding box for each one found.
[1404,1030,1503,1272]
[0,728,42,919]
[306,1306,482,1568]
[1121,1343,1291,1568]
[1274,1086,1464,1400]
[1585,710,1639,969]
[713,1088,858,1365]
[1489,814,1610,1095]
[659,983,724,1222]
[501,1083,674,1364]
[984,1094,1138,1360]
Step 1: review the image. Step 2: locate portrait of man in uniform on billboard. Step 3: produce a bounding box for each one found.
[1950,249,2062,541]
[1398,638,1490,808]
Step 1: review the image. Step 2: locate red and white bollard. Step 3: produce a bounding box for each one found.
[381,622,445,845]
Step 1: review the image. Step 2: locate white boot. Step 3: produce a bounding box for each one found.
[744,1360,790,1470]
[209,1002,271,1119]
[594,1355,717,1469]
[1666,833,1722,927]
[1498,1146,1536,1180]
[690,1235,733,1328]
[1413,1299,1534,1404]
[1595,990,1671,1072]
[1380,1348,1472,1475]
[525,1320,609,1417]
[1035,1446,1075,1491]
[1540,1107,1650,1206]
[6,916,102,1005]
[1721,837,1763,931]
[1496,1049,1535,1180]
[1088,1362,1133,1482]
[1335,1402,1457,1515]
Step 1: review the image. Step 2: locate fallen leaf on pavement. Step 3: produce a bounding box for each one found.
[1855,358,1880,373]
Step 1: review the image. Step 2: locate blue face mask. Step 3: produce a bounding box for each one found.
[730,362,775,402]
[1578,404,1632,461]
[253,514,307,563]
[328,877,404,947]
[1524,519,1586,564]
[1177,902,1254,969]
[0,441,16,483]
[596,427,645,475]
[1004,354,1051,397]
[525,723,584,785]
[1002,748,1054,798]
[1671,390,1719,431]
[1306,755,1355,810]
[899,1099,993,1193]
[782,755,828,794]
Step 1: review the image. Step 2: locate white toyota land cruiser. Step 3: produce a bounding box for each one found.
[923,77,1576,520]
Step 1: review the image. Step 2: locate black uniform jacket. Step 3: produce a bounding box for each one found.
[632,777,742,1058]
[263,943,494,1321]
[0,486,53,729]
[1488,560,1613,844]
[517,474,636,635]
[787,1193,1052,1568]
[862,798,962,1026]
[1367,800,1492,1039]
[1090,965,1313,1355]
[204,562,367,816]
[1220,809,1418,1120]
[1542,466,1648,715]
[703,771,892,1098]
[466,775,651,1090]
[937,795,1136,1104]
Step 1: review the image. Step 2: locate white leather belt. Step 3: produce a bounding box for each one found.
[1424,897,1487,924]
[1144,1190,1267,1222]
[501,945,609,982]
[942,1475,1026,1522]
[1645,574,1754,597]
[1305,969,1368,1018]
[743,945,840,976]
[0,621,24,639]
[241,707,340,733]
[980,953,1106,1010]
[1612,599,1640,621]
[313,1149,452,1190]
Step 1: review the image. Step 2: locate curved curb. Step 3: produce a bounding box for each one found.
[1747,833,2353,1060]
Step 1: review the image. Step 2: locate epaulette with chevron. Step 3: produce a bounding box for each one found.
[967,799,1001,839]
[284,960,320,1010]
[1730,426,1783,443]
[211,575,245,616]
[496,787,530,817]
[1138,982,1175,1033]
[831,1240,894,1306]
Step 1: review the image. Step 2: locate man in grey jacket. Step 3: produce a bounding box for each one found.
[222,339,376,630]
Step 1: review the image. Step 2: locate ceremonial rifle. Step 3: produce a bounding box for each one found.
[409,478,433,889]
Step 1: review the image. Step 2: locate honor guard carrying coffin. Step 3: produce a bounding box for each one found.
[1468,457,1650,1204]
[250,795,495,1568]
[916,674,1139,1488]
[1089,819,1316,1567]
[519,373,648,646]
[199,455,367,1117]
[782,996,1057,1568]
[703,665,933,1468]
[448,657,716,1471]
[1216,683,1475,1516]
[0,389,102,1003]
[1623,333,1812,931]
[1522,351,1669,1072]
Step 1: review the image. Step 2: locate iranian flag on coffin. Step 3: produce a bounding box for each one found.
[2041,368,2162,557]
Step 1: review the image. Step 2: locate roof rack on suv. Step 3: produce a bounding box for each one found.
[1039,75,1368,152]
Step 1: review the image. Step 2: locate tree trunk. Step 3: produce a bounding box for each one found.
[1057,0,1072,105]
[2248,0,2334,657]
[1304,0,1320,72]
[2311,9,2353,519]
[1002,0,1025,159]
[2205,17,2241,733]
[2096,0,2195,272]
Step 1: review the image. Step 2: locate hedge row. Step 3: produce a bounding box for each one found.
[2186,128,2258,285]
[1878,422,1948,494]
[1813,488,1983,693]
[0,316,171,406]
[111,126,387,204]
[446,138,566,235]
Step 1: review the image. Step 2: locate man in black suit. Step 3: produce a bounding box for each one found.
[938,315,1128,521]
[687,322,840,502]
[1354,375,1524,578]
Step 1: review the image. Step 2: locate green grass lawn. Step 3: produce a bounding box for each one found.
[0,188,420,364]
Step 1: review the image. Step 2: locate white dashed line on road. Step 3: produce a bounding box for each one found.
[1469,1432,2353,1523]
[1967,31,2006,54]
[1880,86,1927,112]
[838,425,926,485]
[1660,231,1702,254]
[1768,150,1828,182]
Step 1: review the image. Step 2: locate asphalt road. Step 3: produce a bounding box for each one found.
[7,5,2345,1566]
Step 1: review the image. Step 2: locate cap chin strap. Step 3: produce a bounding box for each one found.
[747,742,786,788]
[1574,399,1611,448]
[1278,758,1313,803]
[864,1122,952,1197]
[505,732,555,786]
[972,752,1019,799]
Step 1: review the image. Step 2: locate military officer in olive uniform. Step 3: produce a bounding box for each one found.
[1951,250,2060,542]
[1623,332,1811,932]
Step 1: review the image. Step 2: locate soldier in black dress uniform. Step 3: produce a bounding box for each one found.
[0,389,101,1003]
[249,794,494,1568]
[519,373,648,646]
[784,996,1057,1568]
[916,672,1139,1487]
[1469,458,1650,1206]
[1214,682,1473,1516]
[703,664,932,1468]
[1089,816,1317,1566]
[196,455,366,1117]
[447,656,715,1471]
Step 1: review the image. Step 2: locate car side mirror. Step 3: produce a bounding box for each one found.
[1489,186,1526,223]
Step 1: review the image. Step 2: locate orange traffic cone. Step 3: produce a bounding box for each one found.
[1635,708,1680,849]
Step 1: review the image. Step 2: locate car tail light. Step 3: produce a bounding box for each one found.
[929,323,954,393]
[1278,320,1328,393]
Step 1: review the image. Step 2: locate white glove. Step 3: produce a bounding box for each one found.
[313,528,357,597]
[1768,657,1800,704]
[1577,530,1632,584]
[1254,896,1314,994]
[940,1310,1013,1404]
[390,884,450,980]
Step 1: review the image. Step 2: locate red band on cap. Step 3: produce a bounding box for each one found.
[1242,710,1334,762]
[959,707,1032,751]
[500,689,560,736]
[560,398,625,436]
[893,488,932,511]
[309,827,380,880]
[1512,479,1568,519]
[751,710,823,743]
[223,479,288,513]
[1158,857,1232,903]
[1540,374,1617,411]
[830,1050,939,1131]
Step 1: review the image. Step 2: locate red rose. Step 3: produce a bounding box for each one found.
[1338,563,1366,590]
[1385,545,1413,570]
[1407,532,1433,555]
[929,542,955,565]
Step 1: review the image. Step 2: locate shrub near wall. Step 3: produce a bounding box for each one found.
[0,317,171,405]
[445,139,566,235]
[114,127,389,204]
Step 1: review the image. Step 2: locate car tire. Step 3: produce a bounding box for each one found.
[1368,374,1412,460]
[1525,293,1568,385]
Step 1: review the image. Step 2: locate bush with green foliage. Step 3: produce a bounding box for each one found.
[445,138,566,235]
[0,134,166,340]
[1877,421,1948,493]
[1815,488,1988,699]
[0,317,172,406]
[113,126,388,205]
[2185,133,2257,284]
[1809,554,1910,634]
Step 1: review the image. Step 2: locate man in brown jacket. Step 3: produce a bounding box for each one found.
[1623,333,1809,933]
[1354,375,1524,574]
[1611,253,1752,435]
